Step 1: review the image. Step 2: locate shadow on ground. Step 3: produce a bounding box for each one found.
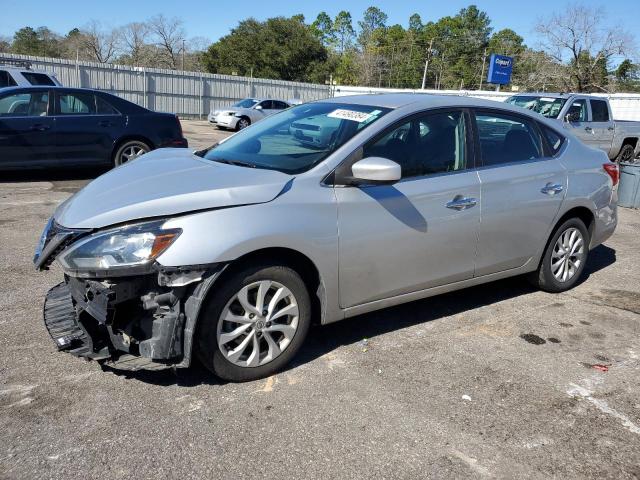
[106,244,616,387]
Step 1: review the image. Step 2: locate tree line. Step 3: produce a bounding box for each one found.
[1,4,639,93]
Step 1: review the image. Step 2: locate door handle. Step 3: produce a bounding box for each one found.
[446,196,477,210]
[584,126,593,132]
[30,124,50,131]
[607,126,614,131]
[541,183,564,195]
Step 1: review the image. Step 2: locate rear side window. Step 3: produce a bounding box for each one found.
[475,111,542,166]
[0,92,49,117]
[58,92,96,115]
[96,96,120,115]
[540,125,565,155]
[0,70,17,88]
[21,72,56,86]
[274,101,289,109]
[590,99,610,122]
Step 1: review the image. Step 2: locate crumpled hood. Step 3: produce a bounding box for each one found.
[54,148,292,229]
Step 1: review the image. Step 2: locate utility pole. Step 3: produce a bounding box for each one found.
[181,39,186,70]
[479,47,487,91]
[421,38,434,90]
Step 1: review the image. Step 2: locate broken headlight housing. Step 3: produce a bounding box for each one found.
[58,220,181,277]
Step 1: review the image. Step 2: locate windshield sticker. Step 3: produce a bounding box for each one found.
[540,97,556,102]
[327,109,375,123]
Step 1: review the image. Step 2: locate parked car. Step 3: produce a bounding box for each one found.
[208,98,290,130]
[0,86,187,169]
[0,59,61,88]
[35,94,618,382]
[506,93,640,162]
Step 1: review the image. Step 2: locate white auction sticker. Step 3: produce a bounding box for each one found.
[327,109,374,123]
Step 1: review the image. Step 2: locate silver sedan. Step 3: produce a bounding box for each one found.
[208,98,290,131]
[36,94,618,382]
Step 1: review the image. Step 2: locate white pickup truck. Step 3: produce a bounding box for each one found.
[506,93,640,163]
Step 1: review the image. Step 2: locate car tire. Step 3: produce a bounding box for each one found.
[615,144,636,163]
[529,218,590,293]
[236,117,251,131]
[196,263,311,382]
[113,140,151,167]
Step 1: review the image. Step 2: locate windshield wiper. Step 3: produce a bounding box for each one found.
[212,158,257,168]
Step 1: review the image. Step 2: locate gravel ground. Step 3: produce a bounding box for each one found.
[1,124,639,479]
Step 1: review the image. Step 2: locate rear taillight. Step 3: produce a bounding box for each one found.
[603,163,619,187]
[175,114,183,138]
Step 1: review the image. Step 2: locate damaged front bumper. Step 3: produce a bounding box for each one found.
[42,265,224,371]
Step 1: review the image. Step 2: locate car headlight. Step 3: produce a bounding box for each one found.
[58,220,181,275]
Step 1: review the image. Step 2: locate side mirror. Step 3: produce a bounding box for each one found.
[565,112,579,123]
[254,105,263,110]
[350,157,401,184]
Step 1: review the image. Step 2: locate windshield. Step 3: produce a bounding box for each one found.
[233,99,259,108]
[204,102,391,174]
[505,96,567,119]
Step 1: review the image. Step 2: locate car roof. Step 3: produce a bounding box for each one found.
[0,85,106,95]
[508,93,573,99]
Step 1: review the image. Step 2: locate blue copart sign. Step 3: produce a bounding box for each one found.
[487,54,513,85]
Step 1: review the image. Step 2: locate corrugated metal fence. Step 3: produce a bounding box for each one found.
[2,53,331,118]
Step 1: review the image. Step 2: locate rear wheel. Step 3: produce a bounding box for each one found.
[529,218,590,292]
[615,144,636,163]
[113,140,150,167]
[197,263,311,382]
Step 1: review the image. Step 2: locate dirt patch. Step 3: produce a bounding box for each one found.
[520,333,546,345]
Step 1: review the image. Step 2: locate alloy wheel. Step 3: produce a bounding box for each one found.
[237,118,249,130]
[551,227,585,282]
[216,280,299,367]
[120,145,147,164]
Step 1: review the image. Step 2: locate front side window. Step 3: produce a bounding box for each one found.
[566,99,588,122]
[0,70,17,88]
[475,112,542,166]
[204,102,390,174]
[58,92,95,115]
[21,72,56,86]
[363,110,467,178]
[0,92,49,117]
[590,99,610,122]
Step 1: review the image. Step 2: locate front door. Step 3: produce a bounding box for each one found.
[589,98,615,153]
[563,98,597,147]
[473,110,566,276]
[0,90,54,168]
[336,109,480,308]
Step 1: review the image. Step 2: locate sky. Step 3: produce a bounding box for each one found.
[1,0,639,51]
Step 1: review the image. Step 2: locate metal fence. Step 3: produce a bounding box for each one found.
[334,85,640,121]
[2,53,331,118]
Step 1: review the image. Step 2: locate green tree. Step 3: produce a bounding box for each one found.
[333,11,355,54]
[11,27,42,55]
[409,13,423,33]
[358,6,388,46]
[202,16,329,82]
[311,12,335,47]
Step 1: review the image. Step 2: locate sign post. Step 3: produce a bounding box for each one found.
[486,54,513,87]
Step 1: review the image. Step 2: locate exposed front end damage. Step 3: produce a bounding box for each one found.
[41,252,224,371]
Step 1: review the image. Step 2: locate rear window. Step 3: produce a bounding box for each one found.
[590,99,610,122]
[21,72,56,86]
[0,70,18,88]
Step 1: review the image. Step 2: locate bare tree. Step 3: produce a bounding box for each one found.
[149,15,185,69]
[535,4,637,92]
[118,22,150,67]
[81,21,120,63]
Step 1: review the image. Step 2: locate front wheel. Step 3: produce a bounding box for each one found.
[197,263,311,382]
[236,117,250,131]
[113,140,150,167]
[529,218,590,293]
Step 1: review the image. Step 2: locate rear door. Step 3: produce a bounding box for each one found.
[52,90,117,165]
[0,89,54,168]
[589,98,615,153]
[473,110,566,276]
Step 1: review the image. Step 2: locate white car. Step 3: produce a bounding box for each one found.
[208,98,290,131]
[0,61,61,88]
